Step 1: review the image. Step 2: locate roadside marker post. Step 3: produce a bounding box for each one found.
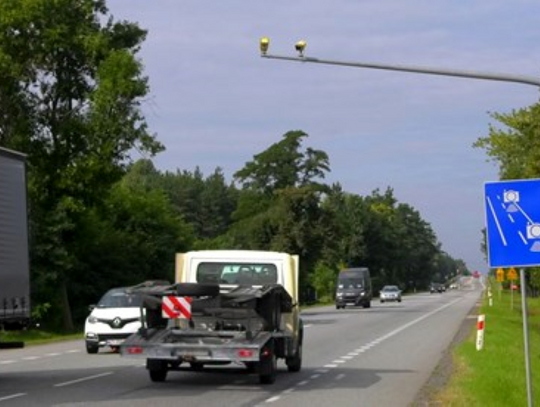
[476,314,486,351]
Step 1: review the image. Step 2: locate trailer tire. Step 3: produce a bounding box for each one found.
[176,283,219,297]
[259,343,277,385]
[147,360,168,382]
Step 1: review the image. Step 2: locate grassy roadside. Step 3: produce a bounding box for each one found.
[1,329,81,346]
[431,284,540,406]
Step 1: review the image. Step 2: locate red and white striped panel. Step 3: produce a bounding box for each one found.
[162,296,192,319]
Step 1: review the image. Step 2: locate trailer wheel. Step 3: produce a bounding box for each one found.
[286,342,302,372]
[259,344,277,385]
[147,360,168,382]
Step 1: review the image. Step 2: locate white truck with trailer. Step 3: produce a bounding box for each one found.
[120,250,303,384]
[0,147,31,348]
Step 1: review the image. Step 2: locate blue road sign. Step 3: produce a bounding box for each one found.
[485,178,540,267]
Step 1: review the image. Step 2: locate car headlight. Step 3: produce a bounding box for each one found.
[336,293,343,298]
[360,291,365,296]
[87,316,98,324]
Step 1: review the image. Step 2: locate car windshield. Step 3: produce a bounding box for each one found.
[97,289,142,308]
[382,286,399,292]
[338,278,363,289]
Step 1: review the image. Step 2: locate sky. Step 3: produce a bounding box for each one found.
[106,1,540,274]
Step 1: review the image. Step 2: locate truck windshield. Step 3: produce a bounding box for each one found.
[338,278,363,289]
[197,262,278,285]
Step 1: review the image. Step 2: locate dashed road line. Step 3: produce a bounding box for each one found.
[0,393,26,402]
[54,371,113,387]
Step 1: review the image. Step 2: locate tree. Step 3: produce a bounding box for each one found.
[234,130,330,195]
[0,0,162,330]
[474,103,540,180]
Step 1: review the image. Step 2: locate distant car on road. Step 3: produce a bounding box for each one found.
[430,283,445,294]
[379,285,402,303]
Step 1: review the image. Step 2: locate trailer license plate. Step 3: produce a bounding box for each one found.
[177,351,208,359]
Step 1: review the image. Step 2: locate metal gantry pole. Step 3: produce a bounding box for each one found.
[261,54,540,88]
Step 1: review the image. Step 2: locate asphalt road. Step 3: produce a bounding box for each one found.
[0,287,481,406]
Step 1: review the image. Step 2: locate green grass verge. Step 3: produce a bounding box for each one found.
[1,329,82,345]
[434,285,540,406]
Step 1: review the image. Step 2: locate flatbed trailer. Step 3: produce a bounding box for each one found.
[120,282,303,384]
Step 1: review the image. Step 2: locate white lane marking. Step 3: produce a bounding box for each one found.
[324,364,338,368]
[54,371,113,387]
[66,350,80,353]
[22,356,40,361]
[265,396,280,403]
[297,380,308,386]
[341,356,354,360]
[303,324,313,328]
[335,373,346,381]
[310,374,320,379]
[332,359,346,364]
[283,388,295,394]
[0,360,15,365]
[0,393,26,402]
[45,353,60,357]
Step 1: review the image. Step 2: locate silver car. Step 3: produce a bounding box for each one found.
[379,285,402,303]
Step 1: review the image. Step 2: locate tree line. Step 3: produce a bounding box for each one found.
[0,0,468,331]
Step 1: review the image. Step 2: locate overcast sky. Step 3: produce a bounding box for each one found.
[107,1,540,274]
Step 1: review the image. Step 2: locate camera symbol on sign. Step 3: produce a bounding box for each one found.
[503,190,520,203]
[526,223,540,240]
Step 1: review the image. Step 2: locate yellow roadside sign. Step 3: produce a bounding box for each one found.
[507,267,518,281]
[496,268,505,282]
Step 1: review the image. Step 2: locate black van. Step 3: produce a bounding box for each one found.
[335,267,372,309]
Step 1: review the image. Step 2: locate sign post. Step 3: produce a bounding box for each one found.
[485,179,539,407]
[508,267,518,310]
[496,268,504,300]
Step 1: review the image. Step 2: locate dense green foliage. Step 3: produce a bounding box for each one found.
[0,1,467,331]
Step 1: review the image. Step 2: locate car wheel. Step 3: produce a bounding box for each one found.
[86,342,99,354]
[380,299,384,303]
